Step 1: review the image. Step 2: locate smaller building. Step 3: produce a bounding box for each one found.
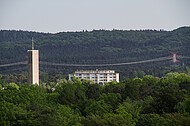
[69,69,119,84]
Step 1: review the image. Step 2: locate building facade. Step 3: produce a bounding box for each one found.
[27,50,39,85]
[69,70,119,84]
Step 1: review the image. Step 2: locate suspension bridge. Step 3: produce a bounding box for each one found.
[1,54,190,68]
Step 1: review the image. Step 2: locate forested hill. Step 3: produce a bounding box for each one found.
[0,27,190,78]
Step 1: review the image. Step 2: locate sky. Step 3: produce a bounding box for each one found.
[0,0,190,33]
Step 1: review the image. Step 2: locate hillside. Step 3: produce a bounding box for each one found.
[0,27,190,79]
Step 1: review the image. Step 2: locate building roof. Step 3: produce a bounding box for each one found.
[75,69,116,74]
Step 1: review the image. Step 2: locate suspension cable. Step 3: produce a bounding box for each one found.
[40,56,172,67]
[1,55,190,68]
[0,62,27,67]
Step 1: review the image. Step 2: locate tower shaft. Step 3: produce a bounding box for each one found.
[27,50,39,85]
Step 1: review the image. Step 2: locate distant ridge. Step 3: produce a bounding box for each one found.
[0,26,190,78]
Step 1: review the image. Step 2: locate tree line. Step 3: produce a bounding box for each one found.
[1,72,190,125]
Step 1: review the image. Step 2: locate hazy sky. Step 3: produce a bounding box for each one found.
[0,0,190,33]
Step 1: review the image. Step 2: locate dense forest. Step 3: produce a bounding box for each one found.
[1,72,190,125]
[0,27,190,78]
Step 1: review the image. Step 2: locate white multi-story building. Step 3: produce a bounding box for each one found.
[69,69,119,84]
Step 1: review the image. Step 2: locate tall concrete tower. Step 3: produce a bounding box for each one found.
[27,50,39,85]
[27,38,39,85]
